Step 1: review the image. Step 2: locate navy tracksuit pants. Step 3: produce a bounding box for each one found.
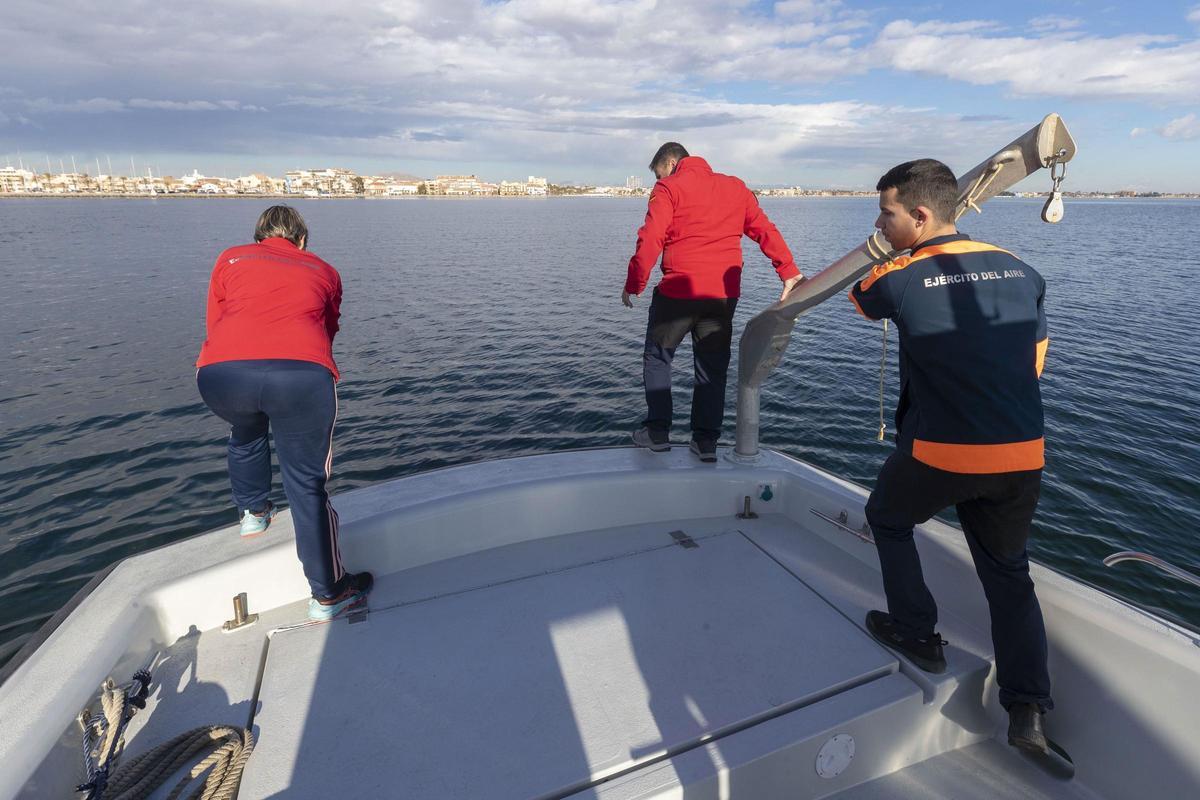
[643,290,738,443]
[865,449,1052,711]
[197,359,344,598]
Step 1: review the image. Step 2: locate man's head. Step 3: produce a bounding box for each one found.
[649,142,689,180]
[255,205,308,249]
[874,159,959,250]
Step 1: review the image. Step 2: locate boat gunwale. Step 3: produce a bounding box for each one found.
[2,445,1195,691]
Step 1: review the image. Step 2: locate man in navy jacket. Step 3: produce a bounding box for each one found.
[850,159,1053,755]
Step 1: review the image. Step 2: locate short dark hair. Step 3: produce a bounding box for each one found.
[649,142,689,172]
[876,159,959,223]
[254,205,308,246]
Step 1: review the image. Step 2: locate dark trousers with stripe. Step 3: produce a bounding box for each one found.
[643,290,738,443]
[865,449,1053,711]
[197,359,344,598]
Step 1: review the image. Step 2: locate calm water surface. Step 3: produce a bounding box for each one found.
[1,196,1198,667]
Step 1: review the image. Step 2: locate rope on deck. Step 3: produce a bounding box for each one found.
[102,725,254,800]
[77,669,254,800]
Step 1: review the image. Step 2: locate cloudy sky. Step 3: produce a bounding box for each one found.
[2,0,1199,190]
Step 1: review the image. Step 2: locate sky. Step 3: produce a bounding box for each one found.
[2,0,1199,191]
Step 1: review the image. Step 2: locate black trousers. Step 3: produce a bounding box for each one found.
[865,449,1053,711]
[642,290,738,442]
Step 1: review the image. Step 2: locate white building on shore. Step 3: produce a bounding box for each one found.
[526,176,548,196]
[0,167,39,193]
[285,168,361,196]
[429,175,498,196]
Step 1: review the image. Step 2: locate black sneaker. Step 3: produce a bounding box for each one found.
[689,439,717,463]
[1007,703,1049,755]
[631,427,670,452]
[865,610,947,674]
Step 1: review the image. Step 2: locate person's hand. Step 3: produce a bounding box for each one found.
[780,274,806,301]
[622,290,638,308]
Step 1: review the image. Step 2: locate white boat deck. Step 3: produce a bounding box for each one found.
[247,528,893,798]
[827,740,1085,799]
[114,515,1050,800]
[5,447,1198,798]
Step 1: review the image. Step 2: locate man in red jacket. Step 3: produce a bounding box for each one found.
[623,142,804,461]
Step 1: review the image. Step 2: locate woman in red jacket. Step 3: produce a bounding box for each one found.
[196,205,371,621]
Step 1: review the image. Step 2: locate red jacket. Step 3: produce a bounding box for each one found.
[625,157,800,299]
[196,238,343,379]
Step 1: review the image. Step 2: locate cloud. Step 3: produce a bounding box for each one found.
[0,2,1197,183]
[0,110,34,128]
[1160,113,1200,140]
[774,0,841,20]
[878,19,1003,36]
[1029,15,1083,33]
[16,96,269,116]
[279,95,392,113]
[1132,114,1200,141]
[285,92,1021,188]
[401,129,464,142]
[127,99,267,112]
[26,97,126,113]
[875,19,1200,102]
[0,1,871,106]
[1189,6,1200,24]
[128,99,220,111]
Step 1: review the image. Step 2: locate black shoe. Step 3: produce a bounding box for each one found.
[1007,703,1049,755]
[632,427,670,452]
[689,439,717,463]
[865,610,947,674]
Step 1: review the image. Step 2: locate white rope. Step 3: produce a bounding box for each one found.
[956,162,1004,221]
[877,319,889,442]
[103,726,254,800]
[76,670,254,800]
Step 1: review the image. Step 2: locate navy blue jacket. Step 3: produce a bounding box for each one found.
[850,234,1048,473]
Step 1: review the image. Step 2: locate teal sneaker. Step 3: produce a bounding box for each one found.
[308,572,374,622]
[239,501,274,538]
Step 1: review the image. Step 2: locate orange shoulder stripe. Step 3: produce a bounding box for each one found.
[855,240,1013,295]
[858,254,912,293]
[912,240,1014,260]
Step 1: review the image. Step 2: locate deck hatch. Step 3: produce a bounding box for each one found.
[240,531,897,799]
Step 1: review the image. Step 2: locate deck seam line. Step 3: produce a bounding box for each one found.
[343,528,735,619]
[736,527,900,669]
[532,667,896,800]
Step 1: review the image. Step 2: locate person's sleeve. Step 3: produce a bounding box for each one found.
[848,258,910,321]
[1035,277,1048,378]
[204,259,225,339]
[625,183,675,295]
[743,190,800,281]
[325,271,342,341]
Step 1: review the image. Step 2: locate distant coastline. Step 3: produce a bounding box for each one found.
[1,192,1197,200]
[3,165,1194,200]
